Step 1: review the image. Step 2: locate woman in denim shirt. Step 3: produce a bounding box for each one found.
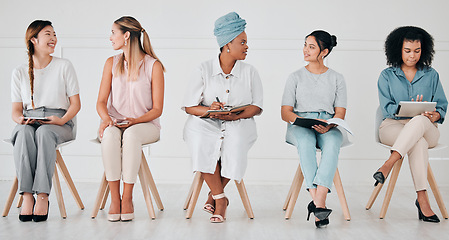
[374,26,447,223]
[281,30,347,228]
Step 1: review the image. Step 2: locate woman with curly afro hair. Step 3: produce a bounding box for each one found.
[373,26,447,223]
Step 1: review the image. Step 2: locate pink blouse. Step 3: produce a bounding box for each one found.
[107,54,160,128]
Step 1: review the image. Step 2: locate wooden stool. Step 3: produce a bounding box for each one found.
[2,145,85,219]
[283,164,351,220]
[183,171,254,219]
[91,146,163,219]
[365,158,448,219]
[367,107,448,219]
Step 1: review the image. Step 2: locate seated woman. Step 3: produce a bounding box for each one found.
[281,30,347,228]
[182,12,263,223]
[96,16,165,222]
[10,20,81,222]
[374,26,447,223]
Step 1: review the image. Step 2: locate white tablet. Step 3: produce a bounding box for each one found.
[23,117,50,121]
[395,101,437,117]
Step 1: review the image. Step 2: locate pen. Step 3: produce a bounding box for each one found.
[215,96,223,110]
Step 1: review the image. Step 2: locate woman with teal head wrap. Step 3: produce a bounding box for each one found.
[214,12,247,48]
[182,12,263,223]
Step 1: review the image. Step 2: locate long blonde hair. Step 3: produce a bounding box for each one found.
[114,16,165,81]
[25,20,53,109]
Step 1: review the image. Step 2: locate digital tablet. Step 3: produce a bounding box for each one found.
[395,101,437,117]
[23,117,50,121]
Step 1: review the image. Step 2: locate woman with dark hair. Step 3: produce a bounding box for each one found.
[374,26,447,223]
[182,12,263,223]
[10,20,81,222]
[281,30,347,228]
[96,16,165,222]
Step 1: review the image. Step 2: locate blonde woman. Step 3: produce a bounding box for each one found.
[11,20,81,222]
[96,16,165,222]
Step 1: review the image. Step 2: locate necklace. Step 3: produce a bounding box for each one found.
[307,65,326,82]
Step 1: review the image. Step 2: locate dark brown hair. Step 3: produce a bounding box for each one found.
[25,20,53,109]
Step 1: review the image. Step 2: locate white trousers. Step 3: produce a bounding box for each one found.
[100,122,160,183]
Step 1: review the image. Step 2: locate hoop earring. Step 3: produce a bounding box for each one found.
[125,40,127,46]
[226,48,230,53]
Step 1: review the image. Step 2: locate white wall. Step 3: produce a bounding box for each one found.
[1,0,448,186]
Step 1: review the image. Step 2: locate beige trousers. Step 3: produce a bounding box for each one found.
[379,115,439,191]
[100,122,160,183]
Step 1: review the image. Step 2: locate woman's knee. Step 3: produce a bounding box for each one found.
[15,125,35,138]
[102,126,121,141]
[122,126,140,144]
[35,125,56,141]
[409,115,431,125]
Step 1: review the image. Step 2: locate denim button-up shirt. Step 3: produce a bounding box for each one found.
[378,66,447,124]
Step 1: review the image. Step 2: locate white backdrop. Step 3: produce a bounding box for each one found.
[0,0,448,186]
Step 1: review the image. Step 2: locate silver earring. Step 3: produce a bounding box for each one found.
[226,48,230,53]
[125,40,127,46]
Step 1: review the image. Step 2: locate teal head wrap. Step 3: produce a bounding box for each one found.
[214,12,246,48]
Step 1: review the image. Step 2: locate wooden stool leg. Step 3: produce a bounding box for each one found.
[366,183,384,210]
[185,172,203,219]
[100,185,109,210]
[139,163,156,219]
[235,180,254,219]
[333,168,351,220]
[183,177,196,210]
[379,158,403,219]
[427,163,449,219]
[285,165,304,219]
[17,194,23,208]
[91,173,108,218]
[52,165,67,219]
[56,150,84,210]
[2,177,19,217]
[141,152,164,211]
[283,165,301,211]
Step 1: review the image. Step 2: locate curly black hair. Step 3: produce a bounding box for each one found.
[385,26,434,69]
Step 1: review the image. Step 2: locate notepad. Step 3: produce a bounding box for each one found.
[200,104,250,118]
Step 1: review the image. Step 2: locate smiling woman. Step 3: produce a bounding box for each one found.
[281,30,346,228]
[10,20,81,222]
[96,16,165,222]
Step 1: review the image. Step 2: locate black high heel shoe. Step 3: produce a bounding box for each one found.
[415,199,440,223]
[306,201,332,221]
[315,218,329,228]
[19,197,35,222]
[33,201,49,222]
[373,169,386,186]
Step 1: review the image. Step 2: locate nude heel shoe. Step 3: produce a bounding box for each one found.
[108,213,121,222]
[108,201,121,222]
[210,193,229,223]
[121,202,134,222]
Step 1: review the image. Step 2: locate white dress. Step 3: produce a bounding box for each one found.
[182,56,263,181]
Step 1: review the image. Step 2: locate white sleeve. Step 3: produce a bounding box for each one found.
[181,65,205,111]
[64,60,80,97]
[251,67,263,114]
[11,68,23,103]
